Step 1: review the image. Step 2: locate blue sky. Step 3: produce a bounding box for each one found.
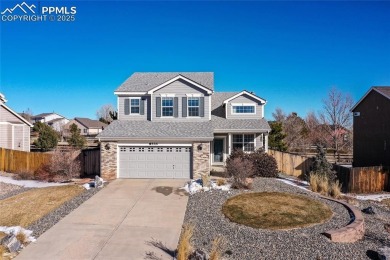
[1,1,389,120]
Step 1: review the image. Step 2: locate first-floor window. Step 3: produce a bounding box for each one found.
[162,97,174,117]
[232,134,255,152]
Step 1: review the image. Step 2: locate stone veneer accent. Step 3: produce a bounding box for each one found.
[192,142,210,179]
[100,141,117,181]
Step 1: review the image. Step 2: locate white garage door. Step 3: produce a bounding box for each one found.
[118,146,191,178]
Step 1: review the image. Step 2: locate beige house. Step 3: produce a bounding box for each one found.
[0,93,33,151]
[64,117,107,137]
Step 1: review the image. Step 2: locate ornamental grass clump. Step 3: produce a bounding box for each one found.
[177,224,194,260]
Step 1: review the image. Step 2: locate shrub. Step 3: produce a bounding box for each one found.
[310,145,336,182]
[216,178,227,186]
[309,174,319,192]
[201,173,210,188]
[250,149,279,178]
[33,164,53,181]
[226,157,253,189]
[13,170,35,180]
[177,224,194,260]
[16,232,27,245]
[48,149,81,180]
[0,245,7,257]
[330,180,342,199]
[210,236,225,260]
[318,176,329,195]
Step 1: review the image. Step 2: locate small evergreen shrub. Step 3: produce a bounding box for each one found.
[310,145,336,182]
[251,149,279,178]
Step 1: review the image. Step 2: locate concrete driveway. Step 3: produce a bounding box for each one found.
[17,179,189,260]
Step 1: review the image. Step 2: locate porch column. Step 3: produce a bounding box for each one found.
[264,133,269,152]
[228,133,232,155]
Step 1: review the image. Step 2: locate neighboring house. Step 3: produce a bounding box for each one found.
[32,112,69,132]
[97,72,270,180]
[64,117,107,137]
[0,93,33,151]
[351,86,390,167]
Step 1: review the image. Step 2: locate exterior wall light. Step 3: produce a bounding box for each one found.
[105,143,111,150]
[197,144,203,151]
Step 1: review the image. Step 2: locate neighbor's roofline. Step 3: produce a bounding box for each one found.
[351,87,390,111]
[222,90,267,104]
[97,136,213,141]
[1,103,33,127]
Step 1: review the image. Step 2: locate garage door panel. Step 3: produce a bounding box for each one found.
[118,146,191,179]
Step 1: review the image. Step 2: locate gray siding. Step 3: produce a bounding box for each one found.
[226,94,263,119]
[152,79,210,121]
[0,124,11,149]
[118,96,149,121]
[0,105,25,122]
[23,125,30,151]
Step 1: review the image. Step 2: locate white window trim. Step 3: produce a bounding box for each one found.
[160,94,175,97]
[231,103,256,115]
[187,97,200,117]
[161,96,174,117]
[130,97,141,115]
[232,134,256,152]
[186,93,201,97]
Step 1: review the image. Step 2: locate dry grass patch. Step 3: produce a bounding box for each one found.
[381,199,390,208]
[222,192,333,230]
[0,185,84,227]
[209,236,225,260]
[177,224,194,260]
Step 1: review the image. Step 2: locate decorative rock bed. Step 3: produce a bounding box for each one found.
[183,178,390,259]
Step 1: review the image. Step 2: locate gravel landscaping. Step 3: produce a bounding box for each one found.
[184,178,390,259]
[0,182,31,200]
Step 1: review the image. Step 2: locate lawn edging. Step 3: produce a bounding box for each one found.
[321,196,365,243]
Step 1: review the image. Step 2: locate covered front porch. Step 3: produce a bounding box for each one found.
[211,132,269,166]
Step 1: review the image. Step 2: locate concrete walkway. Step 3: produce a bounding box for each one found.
[17,179,189,260]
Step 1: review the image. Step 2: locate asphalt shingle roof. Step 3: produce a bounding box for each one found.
[97,120,214,140]
[374,87,390,100]
[115,72,214,92]
[75,117,107,129]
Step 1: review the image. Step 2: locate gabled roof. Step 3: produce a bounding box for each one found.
[0,103,33,127]
[75,117,107,129]
[222,90,266,104]
[351,86,390,111]
[32,112,64,119]
[115,72,214,93]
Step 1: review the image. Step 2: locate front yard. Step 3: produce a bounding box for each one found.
[0,175,102,258]
[183,177,390,259]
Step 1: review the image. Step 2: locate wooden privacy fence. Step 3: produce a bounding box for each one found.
[0,148,51,173]
[334,165,390,193]
[268,149,313,178]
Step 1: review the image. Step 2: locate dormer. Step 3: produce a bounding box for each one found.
[222,91,266,119]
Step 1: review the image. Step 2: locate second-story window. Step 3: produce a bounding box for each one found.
[130,98,140,114]
[188,97,200,117]
[232,104,255,114]
[162,97,174,117]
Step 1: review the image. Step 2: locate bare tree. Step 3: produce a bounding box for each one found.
[96,104,116,124]
[319,87,354,161]
[283,112,308,153]
[21,108,33,122]
[272,107,286,122]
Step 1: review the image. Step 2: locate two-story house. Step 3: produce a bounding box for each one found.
[97,72,270,180]
[32,112,69,132]
[351,86,390,167]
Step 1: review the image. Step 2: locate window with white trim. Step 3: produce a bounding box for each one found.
[130,98,140,114]
[232,104,255,114]
[162,97,174,117]
[188,97,199,117]
[232,134,255,152]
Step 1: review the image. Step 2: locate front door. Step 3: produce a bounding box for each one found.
[214,139,224,163]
